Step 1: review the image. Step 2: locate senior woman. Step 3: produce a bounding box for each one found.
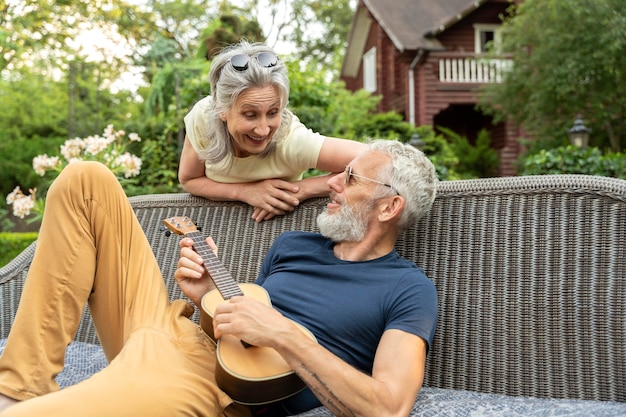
[179,40,367,222]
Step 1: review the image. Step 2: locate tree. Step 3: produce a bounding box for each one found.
[0,68,68,140]
[144,0,214,59]
[287,60,379,137]
[478,0,626,151]
[196,11,265,60]
[1,0,154,75]
[229,0,355,71]
[287,0,355,70]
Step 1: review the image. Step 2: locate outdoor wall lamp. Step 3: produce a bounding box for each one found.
[567,116,592,148]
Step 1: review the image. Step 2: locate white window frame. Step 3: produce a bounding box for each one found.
[474,24,502,53]
[363,47,377,93]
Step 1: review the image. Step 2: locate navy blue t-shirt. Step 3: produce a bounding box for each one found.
[254,231,438,415]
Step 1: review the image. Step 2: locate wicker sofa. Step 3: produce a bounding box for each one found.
[1,174,626,416]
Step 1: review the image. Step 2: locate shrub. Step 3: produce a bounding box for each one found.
[438,127,500,178]
[354,112,416,141]
[0,232,38,267]
[5,125,142,224]
[522,146,626,178]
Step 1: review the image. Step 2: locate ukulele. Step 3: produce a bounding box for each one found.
[163,216,316,405]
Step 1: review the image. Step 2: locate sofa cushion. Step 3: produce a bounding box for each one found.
[1,340,625,416]
[0,338,108,389]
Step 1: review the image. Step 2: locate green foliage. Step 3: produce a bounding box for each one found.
[0,69,69,140]
[522,146,626,178]
[0,136,66,212]
[478,0,626,152]
[438,127,500,178]
[326,88,380,138]
[4,127,144,227]
[0,207,15,232]
[410,126,460,181]
[145,0,216,59]
[126,136,182,196]
[67,59,142,138]
[353,112,416,142]
[288,0,354,69]
[0,232,38,267]
[2,0,482,232]
[347,116,464,181]
[145,63,181,118]
[196,12,265,61]
[286,61,379,138]
[135,36,182,85]
[1,0,156,93]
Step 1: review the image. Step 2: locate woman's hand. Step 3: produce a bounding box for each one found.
[250,174,339,222]
[238,179,301,222]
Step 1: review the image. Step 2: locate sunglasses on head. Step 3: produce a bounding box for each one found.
[230,52,279,71]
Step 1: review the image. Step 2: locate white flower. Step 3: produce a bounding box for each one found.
[114,153,142,178]
[32,154,61,176]
[6,186,22,204]
[7,125,142,222]
[84,135,115,156]
[103,124,115,138]
[12,195,35,219]
[128,132,141,142]
[60,138,86,161]
[6,187,36,219]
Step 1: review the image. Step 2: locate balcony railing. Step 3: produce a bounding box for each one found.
[437,54,512,83]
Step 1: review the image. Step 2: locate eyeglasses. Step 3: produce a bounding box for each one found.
[344,166,398,195]
[230,52,279,71]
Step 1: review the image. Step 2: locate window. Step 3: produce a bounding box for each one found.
[363,47,377,93]
[474,24,502,53]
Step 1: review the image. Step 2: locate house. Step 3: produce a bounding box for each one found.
[341,0,522,177]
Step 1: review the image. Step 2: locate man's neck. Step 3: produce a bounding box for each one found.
[333,235,396,262]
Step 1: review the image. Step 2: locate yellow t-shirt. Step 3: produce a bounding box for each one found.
[184,96,325,183]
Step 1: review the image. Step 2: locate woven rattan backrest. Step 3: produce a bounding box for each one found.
[129,193,326,327]
[1,174,624,402]
[405,175,626,402]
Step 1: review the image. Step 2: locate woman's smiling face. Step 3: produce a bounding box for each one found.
[221,84,283,157]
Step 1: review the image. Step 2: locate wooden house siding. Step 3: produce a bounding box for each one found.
[341,0,521,176]
[437,3,511,52]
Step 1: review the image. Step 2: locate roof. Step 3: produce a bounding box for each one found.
[369,0,490,50]
[341,0,492,78]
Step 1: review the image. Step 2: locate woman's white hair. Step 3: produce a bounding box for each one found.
[198,40,294,165]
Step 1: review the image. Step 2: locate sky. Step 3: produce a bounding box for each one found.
[230,0,296,55]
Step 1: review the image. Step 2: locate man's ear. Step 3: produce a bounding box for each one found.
[219,112,227,122]
[378,195,404,223]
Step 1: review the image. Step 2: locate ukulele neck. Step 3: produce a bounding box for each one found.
[186,230,244,300]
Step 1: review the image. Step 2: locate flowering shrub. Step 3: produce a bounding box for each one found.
[6,125,142,222]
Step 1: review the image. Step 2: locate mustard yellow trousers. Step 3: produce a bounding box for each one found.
[0,162,248,417]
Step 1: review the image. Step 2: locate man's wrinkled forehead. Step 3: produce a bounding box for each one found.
[350,149,392,172]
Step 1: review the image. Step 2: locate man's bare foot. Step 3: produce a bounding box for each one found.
[0,393,18,412]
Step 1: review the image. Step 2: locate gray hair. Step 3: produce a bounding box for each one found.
[368,139,438,230]
[198,41,293,165]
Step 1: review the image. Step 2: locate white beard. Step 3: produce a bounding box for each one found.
[317,201,370,242]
